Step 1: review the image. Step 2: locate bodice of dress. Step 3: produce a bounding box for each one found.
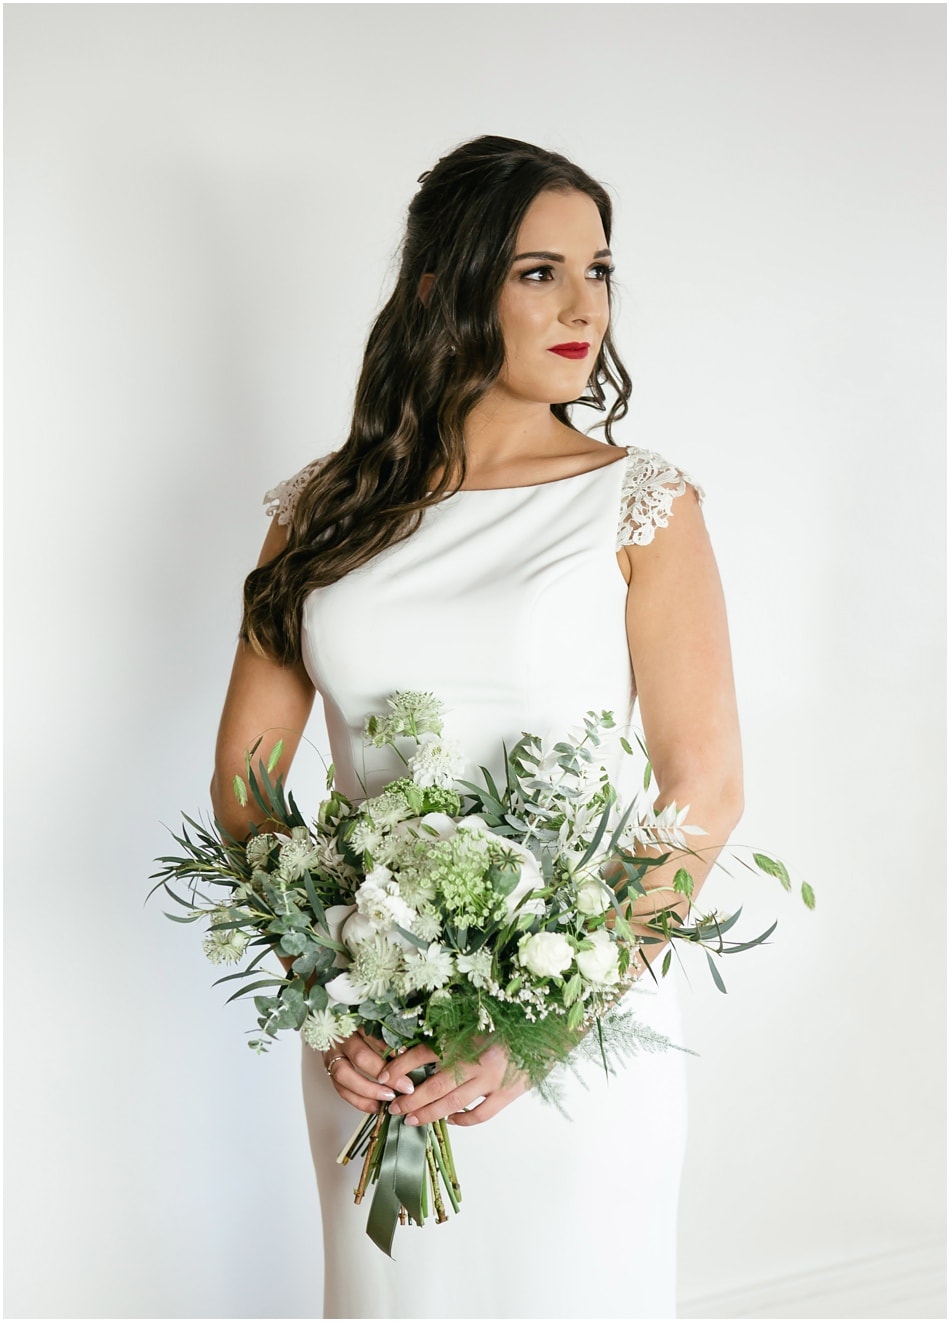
[265,447,700,800]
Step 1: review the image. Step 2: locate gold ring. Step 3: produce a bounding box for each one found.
[325,1053,346,1078]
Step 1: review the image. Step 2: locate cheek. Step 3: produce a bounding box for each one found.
[499,297,550,362]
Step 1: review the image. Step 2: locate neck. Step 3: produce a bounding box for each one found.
[460,395,565,477]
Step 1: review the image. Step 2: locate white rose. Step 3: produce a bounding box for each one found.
[518,931,574,979]
[575,929,621,985]
[575,877,613,917]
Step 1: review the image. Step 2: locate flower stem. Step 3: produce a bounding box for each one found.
[434,1119,461,1202]
[354,1110,386,1204]
[425,1136,448,1224]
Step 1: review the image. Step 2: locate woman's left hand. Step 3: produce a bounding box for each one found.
[380,1042,529,1127]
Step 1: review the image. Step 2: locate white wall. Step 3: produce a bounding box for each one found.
[4,4,945,1317]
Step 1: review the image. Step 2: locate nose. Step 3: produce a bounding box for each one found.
[560,272,605,327]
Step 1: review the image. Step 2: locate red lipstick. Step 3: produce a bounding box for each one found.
[548,342,590,359]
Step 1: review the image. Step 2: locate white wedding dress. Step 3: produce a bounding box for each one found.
[266,446,700,1320]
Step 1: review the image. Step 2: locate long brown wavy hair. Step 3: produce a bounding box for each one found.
[242,135,632,665]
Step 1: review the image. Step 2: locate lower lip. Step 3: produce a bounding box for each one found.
[548,346,590,360]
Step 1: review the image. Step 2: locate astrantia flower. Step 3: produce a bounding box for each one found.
[348,817,385,858]
[413,907,443,942]
[388,691,445,734]
[349,934,407,1000]
[277,834,322,881]
[408,733,465,789]
[362,787,413,830]
[245,833,278,869]
[363,691,445,746]
[457,948,494,989]
[202,910,250,965]
[301,1008,349,1052]
[403,942,455,992]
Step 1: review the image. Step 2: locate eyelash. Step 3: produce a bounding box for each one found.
[519,263,615,283]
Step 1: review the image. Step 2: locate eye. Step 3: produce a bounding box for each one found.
[519,265,555,282]
[588,263,615,281]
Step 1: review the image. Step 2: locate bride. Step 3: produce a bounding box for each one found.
[211,135,742,1319]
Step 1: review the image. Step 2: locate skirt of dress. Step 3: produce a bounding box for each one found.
[301,970,688,1320]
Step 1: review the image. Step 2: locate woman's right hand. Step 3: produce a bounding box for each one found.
[322,1030,429,1114]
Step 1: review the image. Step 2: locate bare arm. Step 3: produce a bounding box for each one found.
[214,516,400,1109]
[210,515,317,842]
[618,485,744,953]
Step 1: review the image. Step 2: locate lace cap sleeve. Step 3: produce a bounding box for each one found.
[263,456,330,526]
[615,447,705,550]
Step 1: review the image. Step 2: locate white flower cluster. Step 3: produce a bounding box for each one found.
[407,733,465,789]
[363,691,446,747]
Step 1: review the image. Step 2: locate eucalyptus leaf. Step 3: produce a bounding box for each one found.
[704,950,728,994]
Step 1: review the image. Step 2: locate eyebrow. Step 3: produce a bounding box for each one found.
[512,248,612,263]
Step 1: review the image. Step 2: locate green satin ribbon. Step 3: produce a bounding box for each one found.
[365,1067,430,1258]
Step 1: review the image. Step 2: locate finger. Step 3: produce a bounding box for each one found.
[345,1037,391,1081]
[446,1091,509,1126]
[407,1082,490,1127]
[358,1029,389,1057]
[387,1064,465,1115]
[377,1043,440,1094]
[334,1085,384,1116]
[327,1057,396,1104]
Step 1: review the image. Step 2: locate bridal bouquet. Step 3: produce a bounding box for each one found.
[152,692,809,1256]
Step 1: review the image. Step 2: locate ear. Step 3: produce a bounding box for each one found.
[418,272,435,307]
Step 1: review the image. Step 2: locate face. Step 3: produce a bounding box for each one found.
[493,188,612,406]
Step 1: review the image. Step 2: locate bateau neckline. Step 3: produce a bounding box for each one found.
[444,447,630,494]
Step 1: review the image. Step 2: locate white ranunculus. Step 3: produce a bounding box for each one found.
[501,840,546,918]
[418,811,458,840]
[455,815,489,834]
[575,929,621,985]
[326,904,356,941]
[518,931,574,979]
[325,970,368,1006]
[340,909,376,950]
[575,877,613,916]
[326,903,357,966]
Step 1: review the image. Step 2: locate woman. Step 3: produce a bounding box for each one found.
[212,135,742,1319]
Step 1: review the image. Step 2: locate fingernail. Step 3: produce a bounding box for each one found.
[378,1070,390,1084]
[404,1115,419,1126]
[388,1101,401,1115]
[396,1079,414,1094]
[379,1089,396,1101]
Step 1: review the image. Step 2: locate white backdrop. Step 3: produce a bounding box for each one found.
[4,4,945,1319]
